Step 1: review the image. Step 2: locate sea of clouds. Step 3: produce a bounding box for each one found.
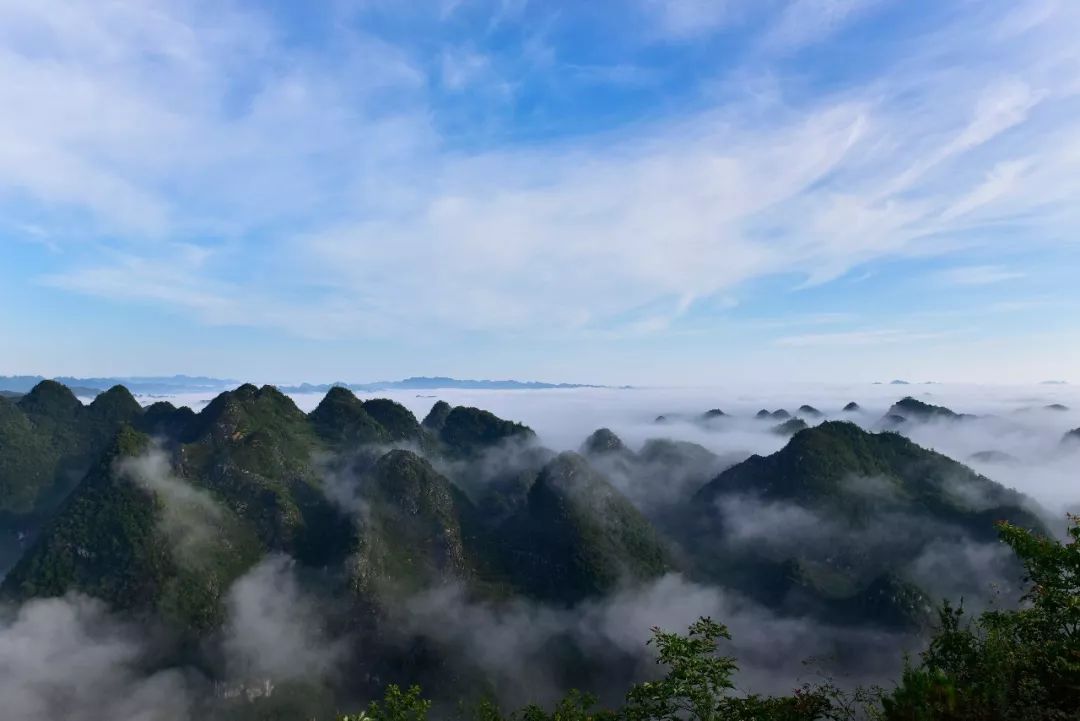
[153,381,1080,513]
[6,381,1072,720]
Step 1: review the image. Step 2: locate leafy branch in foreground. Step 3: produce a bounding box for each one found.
[880,516,1080,720]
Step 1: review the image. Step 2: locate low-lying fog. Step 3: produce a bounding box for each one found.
[149,382,1080,515]
[9,380,1072,720]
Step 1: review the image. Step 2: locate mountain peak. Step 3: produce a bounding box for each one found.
[888,396,960,420]
[581,428,627,456]
[309,386,385,447]
[18,380,82,418]
[437,405,534,456]
[421,400,452,432]
[87,385,142,423]
[514,451,671,602]
[773,418,809,436]
[360,398,424,443]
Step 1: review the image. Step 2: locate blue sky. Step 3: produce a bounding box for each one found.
[2,0,1079,385]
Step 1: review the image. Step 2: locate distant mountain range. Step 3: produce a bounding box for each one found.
[0,375,236,396]
[282,376,619,393]
[0,375,615,396]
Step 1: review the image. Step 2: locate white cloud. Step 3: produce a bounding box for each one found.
[939,265,1026,287]
[440,47,492,91]
[2,0,1080,350]
[775,329,956,347]
[640,0,734,39]
[760,0,887,54]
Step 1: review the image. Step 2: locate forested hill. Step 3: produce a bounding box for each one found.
[0,380,1060,719]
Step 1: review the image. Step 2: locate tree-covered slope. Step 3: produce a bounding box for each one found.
[347,449,477,598]
[434,405,535,457]
[0,381,144,515]
[2,427,263,631]
[0,382,151,574]
[688,421,1043,627]
[499,452,672,603]
[696,421,1038,532]
[309,386,392,448]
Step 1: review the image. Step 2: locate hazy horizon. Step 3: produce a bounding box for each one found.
[45,379,1080,514]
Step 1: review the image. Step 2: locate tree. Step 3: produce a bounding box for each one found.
[340,518,1080,721]
[881,517,1080,720]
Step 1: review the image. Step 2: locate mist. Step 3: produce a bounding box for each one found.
[253,381,1080,514]
[0,594,196,721]
[400,573,911,709]
[11,381,1074,718]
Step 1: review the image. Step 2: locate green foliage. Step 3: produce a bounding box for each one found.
[358,684,432,721]
[438,406,535,457]
[422,401,452,433]
[349,450,473,596]
[772,419,809,436]
[2,426,263,631]
[504,452,671,602]
[699,422,1033,527]
[335,517,1080,721]
[622,617,738,721]
[506,690,615,721]
[0,381,142,517]
[340,619,850,721]
[881,517,1080,720]
[581,428,627,456]
[9,384,1079,721]
[310,387,389,448]
[691,421,1044,627]
[361,398,427,444]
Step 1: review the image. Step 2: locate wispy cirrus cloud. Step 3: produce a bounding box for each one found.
[2,0,1080,379]
[774,329,957,348]
[760,0,889,54]
[938,265,1026,287]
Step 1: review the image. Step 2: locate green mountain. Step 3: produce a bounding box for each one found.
[347,449,477,598]
[886,396,968,421]
[3,383,664,626]
[688,421,1043,627]
[578,431,727,529]
[6,383,344,626]
[434,405,535,457]
[0,382,149,573]
[772,418,808,435]
[139,400,197,438]
[697,421,1037,528]
[3,426,262,631]
[1,382,1054,672]
[309,386,393,448]
[581,427,628,455]
[420,400,452,432]
[360,398,428,444]
[499,452,672,603]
